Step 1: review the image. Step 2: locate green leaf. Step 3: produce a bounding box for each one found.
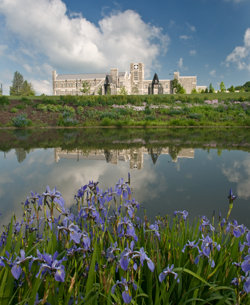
[85,239,98,298]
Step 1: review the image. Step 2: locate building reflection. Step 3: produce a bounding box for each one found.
[54,147,195,170]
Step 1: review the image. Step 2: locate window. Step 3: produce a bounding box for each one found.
[145,84,148,88]
[64,83,67,88]
[55,83,57,88]
[165,84,169,88]
[120,82,123,87]
[61,82,63,88]
[134,71,139,81]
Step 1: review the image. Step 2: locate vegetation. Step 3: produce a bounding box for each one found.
[0,93,250,127]
[0,174,250,304]
[80,81,91,95]
[235,81,250,92]
[9,71,35,96]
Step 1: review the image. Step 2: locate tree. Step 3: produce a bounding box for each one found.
[228,85,235,93]
[119,86,128,95]
[171,79,186,94]
[21,80,36,96]
[219,81,226,92]
[209,83,215,93]
[10,71,36,96]
[191,88,198,94]
[10,71,24,95]
[80,81,90,95]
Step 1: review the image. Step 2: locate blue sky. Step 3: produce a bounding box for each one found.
[0,0,250,95]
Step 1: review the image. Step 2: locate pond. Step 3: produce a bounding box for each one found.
[0,127,250,229]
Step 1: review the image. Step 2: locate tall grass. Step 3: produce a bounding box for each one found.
[0,176,250,304]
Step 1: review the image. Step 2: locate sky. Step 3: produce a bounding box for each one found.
[0,0,250,95]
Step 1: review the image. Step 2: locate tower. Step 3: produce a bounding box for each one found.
[130,63,144,95]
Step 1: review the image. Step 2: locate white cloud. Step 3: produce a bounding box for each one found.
[189,50,196,56]
[0,0,170,79]
[177,58,188,70]
[0,44,8,56]
[180,35,192,41]
[225,28,250,72]
[210,70,216,77]
[31,79,52,95]
[186,22,196,32]
[178,58,184,68]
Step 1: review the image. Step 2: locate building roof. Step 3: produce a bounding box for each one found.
[56,72,126,80]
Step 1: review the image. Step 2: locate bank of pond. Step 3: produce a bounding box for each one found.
[1,92,250,127]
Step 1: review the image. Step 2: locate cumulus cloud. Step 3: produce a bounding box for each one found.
[186,22,196,32]
[225,28,250,72]
[210,70,216,77]
[180,35,192,41]
[177,58,188,70]
[0,0,170,79]
[189,50,196,56]
[0,44,8,56]
[221,158,250,200]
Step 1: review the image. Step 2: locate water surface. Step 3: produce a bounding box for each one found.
[0,128,250,228]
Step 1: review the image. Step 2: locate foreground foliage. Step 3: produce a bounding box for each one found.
[0,176,250,304]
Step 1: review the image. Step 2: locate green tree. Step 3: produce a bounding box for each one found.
[191,88,198,94]
[219,81,226,92]
[204,88,208,93]
[119,86,128,95]
[97,87,102,95]
[21,80,35,96]
[171,79,186,94]
[209,83,215,93]
[10,71,24,95]
[80,81,90,95]
[228,85,235,93]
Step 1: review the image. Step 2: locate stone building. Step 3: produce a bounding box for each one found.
[52,63,205,96]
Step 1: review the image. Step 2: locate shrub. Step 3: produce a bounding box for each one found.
[100,112,117,120]
[16,104,27,110]
[144,115,156,121]
[188,113,202,119]
[12,114,31,127]
[57,111,79,126]
[64,105,75,113]
[77,106,84,114]
[10,108,18,113]
[100,117,113,126]
[37,104,47,112]
[239,96,245,102]
[0,96,10,105]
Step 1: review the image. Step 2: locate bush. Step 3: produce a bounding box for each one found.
[77,106,84,114]
[100,112,117,120]
[37,104,47,112]
[12,114,31,127]
[188,113,202,120]
[100,117,113,126]
[144,115,156,121]
[10,108,18,113]
[0,96,10,105]
[57,111,79,126]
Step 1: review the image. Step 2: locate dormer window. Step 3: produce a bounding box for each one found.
[134,64,138,69]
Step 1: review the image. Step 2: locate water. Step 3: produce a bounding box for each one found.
[0,127,250,228]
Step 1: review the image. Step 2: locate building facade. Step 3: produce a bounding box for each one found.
[52,63,205,96]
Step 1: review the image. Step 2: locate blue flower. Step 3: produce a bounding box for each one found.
[111,277,137,304]
[228,188,237,204]
[159,264,179,283]
[174,210,188,221]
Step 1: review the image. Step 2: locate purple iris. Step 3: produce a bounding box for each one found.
[199,216,215,232]
[115,178,131,199]
[182,240,199,253]
[228,188,237,204]
[111,277,137,304]
[174,210,188,221]
[159,264,179,283]
[226,220,245,238]
[244,277,250,293]
[35,250,66,282]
